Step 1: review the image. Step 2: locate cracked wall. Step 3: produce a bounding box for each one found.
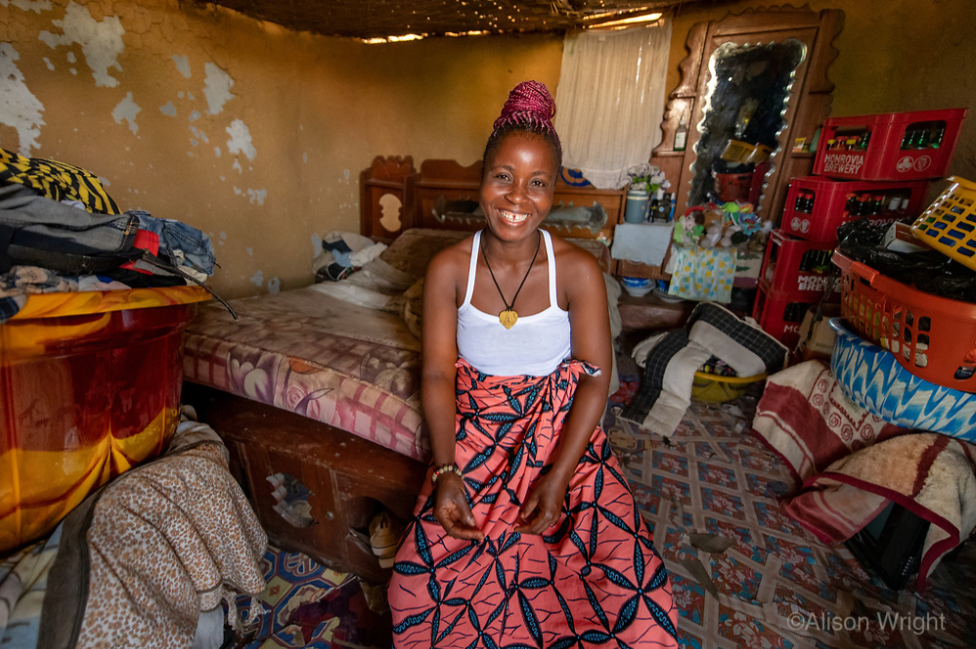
[0,0,562,298]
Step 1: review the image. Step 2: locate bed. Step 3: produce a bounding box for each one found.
[182,158,625,584]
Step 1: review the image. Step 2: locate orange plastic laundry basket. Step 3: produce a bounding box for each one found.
[833,252,976,393]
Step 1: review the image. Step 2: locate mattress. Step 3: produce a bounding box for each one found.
[184,286,427,459]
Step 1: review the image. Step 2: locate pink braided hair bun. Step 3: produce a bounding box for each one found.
[492,80,558,140]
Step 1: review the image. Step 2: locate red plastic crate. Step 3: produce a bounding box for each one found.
[759,230,842,300]
[833,252,976,392]
[752,281,813,350]
[813,108,967,181]
[783,176,930,241]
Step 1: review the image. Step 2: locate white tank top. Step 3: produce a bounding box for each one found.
[457,230,572,376]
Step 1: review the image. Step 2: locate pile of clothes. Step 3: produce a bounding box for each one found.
[0,147,220,323]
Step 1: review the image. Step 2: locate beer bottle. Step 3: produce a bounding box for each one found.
[873,194,885,215]
[932,124,945,149]
[915,127,930,149]
[858,194,872,217]
[859,131,871,150]
[901,129,913,150]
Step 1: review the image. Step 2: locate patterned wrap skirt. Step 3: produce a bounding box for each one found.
[389,358,678,648]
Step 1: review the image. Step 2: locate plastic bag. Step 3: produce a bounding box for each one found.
[837,219,976,303]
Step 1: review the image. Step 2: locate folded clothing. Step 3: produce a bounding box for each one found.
[314,230,388,282]
[622,302,787,436]
[0,146,119,215]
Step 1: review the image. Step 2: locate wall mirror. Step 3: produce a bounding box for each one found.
[645,5,845,260]
[688,38,808,210]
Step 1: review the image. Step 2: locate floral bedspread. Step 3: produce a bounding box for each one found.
[183,287,428,460]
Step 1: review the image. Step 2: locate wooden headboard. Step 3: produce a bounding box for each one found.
[361,156,625,244]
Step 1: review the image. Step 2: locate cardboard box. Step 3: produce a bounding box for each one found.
[883,221,932,254]
[797,303,843,361]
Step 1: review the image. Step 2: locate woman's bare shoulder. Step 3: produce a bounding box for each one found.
[551,234,603,276]
[426,234,475,281]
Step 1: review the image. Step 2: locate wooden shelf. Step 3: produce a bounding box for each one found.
[617,292,695,331]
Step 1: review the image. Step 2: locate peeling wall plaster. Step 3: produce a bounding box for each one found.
[203,62,234,115]
[1,0,567,299]
[1,0,53,12]
[172,54,191,78]
[38,1,124,88]
[112,92,140,134]
[225,119,256,161]
[0,42,46,155]
[246,188,266,205]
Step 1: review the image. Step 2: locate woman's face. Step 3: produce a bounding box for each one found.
[480,132,557,242]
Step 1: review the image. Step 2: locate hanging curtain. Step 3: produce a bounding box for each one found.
[554,21,672,189]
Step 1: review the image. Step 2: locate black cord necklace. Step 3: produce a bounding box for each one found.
[481,230,541,330]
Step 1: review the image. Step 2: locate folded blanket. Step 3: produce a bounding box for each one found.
[622,302,786,436]
[752,360,909,482]
[752,360,976,588]
[782,433,976,588]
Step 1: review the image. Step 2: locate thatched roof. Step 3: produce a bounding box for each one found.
[190,0,724,40]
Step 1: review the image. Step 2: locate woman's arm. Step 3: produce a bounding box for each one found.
[422,247,485,542]
[517,246,612,535]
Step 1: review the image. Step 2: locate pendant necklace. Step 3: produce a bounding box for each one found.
[481,230,541,330]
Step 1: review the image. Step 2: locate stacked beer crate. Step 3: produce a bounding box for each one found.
[753,108,967,350]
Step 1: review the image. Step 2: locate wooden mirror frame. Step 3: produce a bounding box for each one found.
[652,5,844,229]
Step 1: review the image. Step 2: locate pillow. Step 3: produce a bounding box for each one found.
[379,228,466,279]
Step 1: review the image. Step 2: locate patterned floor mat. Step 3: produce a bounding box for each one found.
[605,377,976,649]
[231,547,391,649]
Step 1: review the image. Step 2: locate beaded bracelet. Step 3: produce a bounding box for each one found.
[431,463,462,485]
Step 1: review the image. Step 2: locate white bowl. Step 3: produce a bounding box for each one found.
[624,285,652,297]
[621,277,652,297]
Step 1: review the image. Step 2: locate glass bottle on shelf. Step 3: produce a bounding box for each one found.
[674,117,688,152]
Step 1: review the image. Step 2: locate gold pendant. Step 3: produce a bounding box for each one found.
[499,310,518,329]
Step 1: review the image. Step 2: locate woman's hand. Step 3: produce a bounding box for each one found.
[433,473,485,542]
[515,473,568,535]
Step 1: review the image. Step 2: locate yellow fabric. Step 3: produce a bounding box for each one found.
[0,147,120,215]
[0,408,178,552]
[10,285,210,320]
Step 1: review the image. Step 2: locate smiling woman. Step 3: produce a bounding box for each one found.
[387,81,678,648]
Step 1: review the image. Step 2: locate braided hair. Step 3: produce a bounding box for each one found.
[483,81,562,173]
